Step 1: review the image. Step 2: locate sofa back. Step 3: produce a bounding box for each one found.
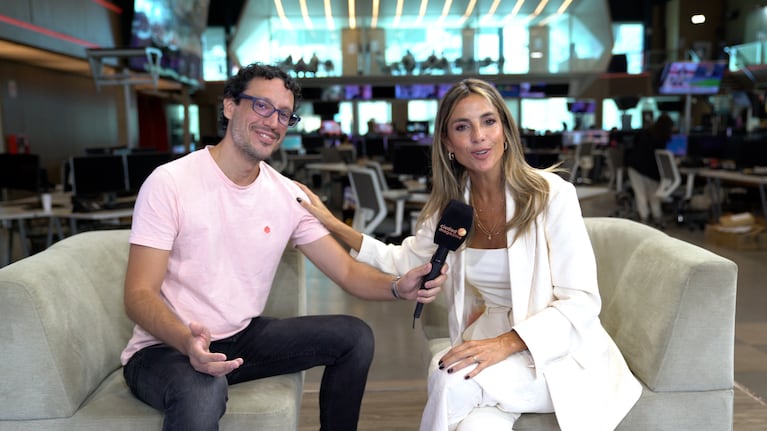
[0,230,132,420]
[0,229,306,421]
[585,217,737,392]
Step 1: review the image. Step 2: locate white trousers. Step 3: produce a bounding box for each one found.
[627,167,663,222]
[419,346,554,431]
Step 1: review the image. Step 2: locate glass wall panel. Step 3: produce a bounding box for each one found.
[519,98,569,133]
[613,23,645,74]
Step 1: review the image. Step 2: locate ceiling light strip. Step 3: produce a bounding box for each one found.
[393,0,404,27]
[348,0,356,29]
[504,0,526,22]
[415,0,429,25]
[532,0,549,16]
[324,0,335,30]
[372,0,380,28]
[457,0,477,25]
[438,0,453,25]
[299,0,313,29]
[557,0,573,14]
[484,0,501,20]
[273,0,293,29]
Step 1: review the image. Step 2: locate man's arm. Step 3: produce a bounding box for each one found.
[123,244,243,376]
[298,235,445,302]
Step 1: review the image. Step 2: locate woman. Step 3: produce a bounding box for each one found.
[626,113,674,226]
[297,78,640,431]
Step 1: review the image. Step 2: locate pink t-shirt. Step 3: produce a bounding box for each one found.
[121,147,328,365]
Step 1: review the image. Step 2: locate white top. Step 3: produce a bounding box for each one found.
[465,247,511,308]
[464,247,513,341]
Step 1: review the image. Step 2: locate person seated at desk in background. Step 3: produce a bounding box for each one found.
[121,62,447,431]
[626,113,674,227]
[297,78,640,431]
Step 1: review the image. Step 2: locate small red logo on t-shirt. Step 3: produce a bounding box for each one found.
[264,226,271,234]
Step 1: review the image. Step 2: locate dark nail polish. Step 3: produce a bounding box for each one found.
[447,368,453,374]
[464,375,471,380]
[438,364,444,370]
[438,360,443,367]
[296,197,302,203]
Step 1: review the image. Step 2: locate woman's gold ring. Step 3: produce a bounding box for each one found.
[472,356,479,363]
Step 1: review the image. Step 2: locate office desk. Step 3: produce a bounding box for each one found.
[305,162,348,174]
[0,204,65,266]
[1,205,38,265]
[52,206,134,234]
[680,168,767,223]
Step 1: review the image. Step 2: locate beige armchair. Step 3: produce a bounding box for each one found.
[0,230,307,430]
[421,217,737,430]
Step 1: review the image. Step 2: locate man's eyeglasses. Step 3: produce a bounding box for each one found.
[238,94,301,127]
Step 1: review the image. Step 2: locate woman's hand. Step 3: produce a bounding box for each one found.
[294,181,341,228]
[438,331,527,379]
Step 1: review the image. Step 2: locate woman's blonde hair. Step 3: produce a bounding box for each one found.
[418,78,552,242]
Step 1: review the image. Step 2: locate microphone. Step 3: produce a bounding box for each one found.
[413,199,473,327]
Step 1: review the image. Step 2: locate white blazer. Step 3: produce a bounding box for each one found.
[354,171,641,431]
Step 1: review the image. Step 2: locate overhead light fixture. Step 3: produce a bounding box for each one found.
[393,0,404,27]
[372,0,380,28]
[557,0,573,14]
[438,0,454,25]
[324,0,335,30]
[348,0,356,29]
[504,0,526,23]
[274,0,293,29]
[691,14,706,24]
[483,0,502,21]
[532,0,550,16]
[457,0,478,26]
[415,0,429,26]
[299,0,313,29]
[538,0,571,27]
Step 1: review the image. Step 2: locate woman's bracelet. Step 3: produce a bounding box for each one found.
[390,276,404,300]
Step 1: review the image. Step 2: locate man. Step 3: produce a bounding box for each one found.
[121,63,446,431]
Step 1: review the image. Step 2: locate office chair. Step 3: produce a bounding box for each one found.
[655,149,709,229]
[347,166,398,238]
[364,160,410,237]
[569,141,595,184]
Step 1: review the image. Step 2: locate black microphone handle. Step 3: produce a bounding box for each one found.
[413,247,450,323]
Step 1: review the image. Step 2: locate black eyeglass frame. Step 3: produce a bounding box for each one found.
[237,93,301,127]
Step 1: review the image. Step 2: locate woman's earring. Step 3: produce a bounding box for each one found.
[504,141,508,151]
[448,152,455,160]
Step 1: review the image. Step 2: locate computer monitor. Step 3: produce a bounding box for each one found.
[125,152,173,193]
[70,155,127,200]
[281,133,303,153]
[362,136,387,160]
[0,153,41,193]
[391,143,432,177]
[666,134,688,157]
[687,134,726,159]
[406,121,430,136]
[302,135,325,154]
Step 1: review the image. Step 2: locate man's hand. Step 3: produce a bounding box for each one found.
[396,262,448,302]
[185,322,243,376]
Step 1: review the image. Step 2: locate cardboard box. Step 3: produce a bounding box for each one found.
[704,222,767,250]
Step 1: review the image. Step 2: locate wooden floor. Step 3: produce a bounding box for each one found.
[298,190,767,430]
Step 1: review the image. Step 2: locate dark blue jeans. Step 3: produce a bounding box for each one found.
[123,314,374,431]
